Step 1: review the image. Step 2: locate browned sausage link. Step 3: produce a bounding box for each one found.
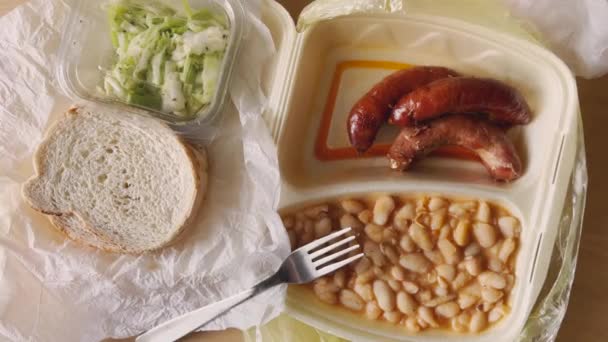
[347,66,460,152]
[387,115,522,181]
[388,77,532,127]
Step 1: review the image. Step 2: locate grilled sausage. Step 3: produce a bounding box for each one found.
[387,115,522,181]
[347,66,460,152]
[388,77,531,127]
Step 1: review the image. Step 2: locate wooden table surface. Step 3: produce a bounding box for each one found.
[2,1,607,341]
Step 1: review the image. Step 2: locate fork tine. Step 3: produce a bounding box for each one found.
[309,235,356,259]
[298,227,352,252]
[314,244,360,267]
[316,253,365,277]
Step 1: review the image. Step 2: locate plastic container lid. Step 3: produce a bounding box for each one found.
[56,0,244,141]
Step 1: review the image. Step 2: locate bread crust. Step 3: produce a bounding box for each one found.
[50,213,125,253]
[162,144,209,249]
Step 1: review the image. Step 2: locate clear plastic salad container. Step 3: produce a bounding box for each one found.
[57,0,244,141]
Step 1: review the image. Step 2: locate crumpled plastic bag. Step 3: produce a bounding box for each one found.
[503,0,608,79]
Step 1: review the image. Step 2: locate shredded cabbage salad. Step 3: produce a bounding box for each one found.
[103,0,229,117]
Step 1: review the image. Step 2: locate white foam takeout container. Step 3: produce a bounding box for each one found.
[260,1,579,341]
[57,0,244,140]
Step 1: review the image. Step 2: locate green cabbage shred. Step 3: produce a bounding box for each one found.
[103,0,229,117]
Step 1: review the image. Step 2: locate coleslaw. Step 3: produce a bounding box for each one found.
[103,0,229,117]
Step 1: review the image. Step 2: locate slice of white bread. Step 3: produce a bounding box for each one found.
[22,105,205,253]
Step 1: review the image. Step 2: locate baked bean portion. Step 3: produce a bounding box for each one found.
[281,195,520,334]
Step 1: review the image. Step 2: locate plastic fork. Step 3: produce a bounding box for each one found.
[135,227,363,342]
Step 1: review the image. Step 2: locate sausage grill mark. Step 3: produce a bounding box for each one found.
[388,77,531,127]
[387,115,522,182]
[347,67,460,153]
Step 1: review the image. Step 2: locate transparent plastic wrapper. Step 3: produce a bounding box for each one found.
[249,0,588,340]
[298,0,530,34]
[0,0,289,341]
[300,0,608,78]
[296,0,403,30]
[518,118,587,340]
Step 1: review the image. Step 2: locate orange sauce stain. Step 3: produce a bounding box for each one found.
[314,60,478,162]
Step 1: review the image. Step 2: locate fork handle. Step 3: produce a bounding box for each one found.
[135,273,282,342]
